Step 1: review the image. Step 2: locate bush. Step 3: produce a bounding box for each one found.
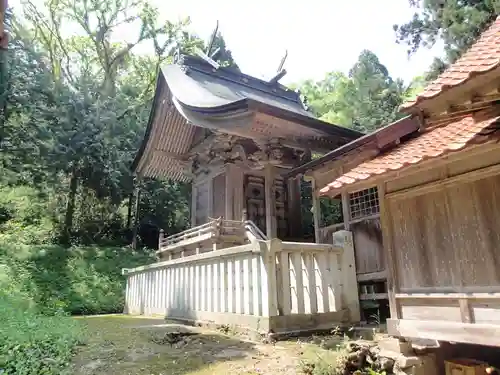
[0,186,56,245]
[0,243,156,315]
[0,292,84,375]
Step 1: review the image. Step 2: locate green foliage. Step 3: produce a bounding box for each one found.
[394,0,500,78]
[403,75,427,101]
[0,243,156,315]
[0,0,213,247]
[0,186,55,245]
[210,32,240,71]
[299,50,406,133]
[0,289,84,374]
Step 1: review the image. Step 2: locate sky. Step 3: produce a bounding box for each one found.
[145,0,444,85]
[12,0,444,85]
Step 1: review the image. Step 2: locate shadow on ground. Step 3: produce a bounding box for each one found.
[71,315,261,375]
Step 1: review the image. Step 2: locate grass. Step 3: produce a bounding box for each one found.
[71,315,257,375]
[70,315,348,375]
[0,292,84,375]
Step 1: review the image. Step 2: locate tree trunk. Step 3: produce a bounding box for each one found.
[0,44,8,145]
[131,185,141,249]
[126,190,134,229]
[62,169,78,244]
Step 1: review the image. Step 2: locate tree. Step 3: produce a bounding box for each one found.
[299,50,405,133]
[210,32,239,71]
[1,1,205,246]
[394,0,500,78]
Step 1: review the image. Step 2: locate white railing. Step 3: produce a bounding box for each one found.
[125,243,268,317]
[275,242,342,315]
[123,230,359,332]
[157,218,246,256]
[243,220,268,241]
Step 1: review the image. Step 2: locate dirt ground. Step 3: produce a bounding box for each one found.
[71,315,346,375]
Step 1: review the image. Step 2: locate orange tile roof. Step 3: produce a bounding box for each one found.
[402,16,500,110]
[319,112,500,195]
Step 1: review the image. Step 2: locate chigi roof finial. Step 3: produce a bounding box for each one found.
[269,50,288,84]
[194,20,221,70]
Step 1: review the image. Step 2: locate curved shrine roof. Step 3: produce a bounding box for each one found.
[132,55,362,180]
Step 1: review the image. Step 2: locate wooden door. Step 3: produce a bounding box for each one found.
[244,175,266,234]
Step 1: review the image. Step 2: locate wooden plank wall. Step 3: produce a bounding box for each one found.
[351,219,384,275]
[388,173,500,292]
[318,197,384,278]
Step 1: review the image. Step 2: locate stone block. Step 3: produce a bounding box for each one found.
[378,337,414,356]
[396,355,423,369]
[395,353,438,375]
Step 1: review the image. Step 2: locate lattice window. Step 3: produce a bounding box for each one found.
[349,187,379,220]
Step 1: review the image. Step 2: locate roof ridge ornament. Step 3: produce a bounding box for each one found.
[194,20,221,70]
[269,50,288,84]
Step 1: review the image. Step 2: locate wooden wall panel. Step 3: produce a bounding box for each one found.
[400,303,462,322]
[351,218,384,275]
[195,181,210,225]
[389,173,500,291]
[212,173,226,219]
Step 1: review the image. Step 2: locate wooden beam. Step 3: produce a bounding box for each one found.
[280,241,340,253]
[378,182,400,319]
[359,293,388,300]
[357,270,387,282]
[387,318,500,347]
[312,148,379,192]
[395,292,500,299]
[311,178,321,242]
[375,115,420,149]
[387,160,500,201]
[123,242,260,275]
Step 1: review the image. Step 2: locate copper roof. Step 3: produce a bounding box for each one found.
[133,55,362,181]
[319,110,500,195]
[402,16,500,110]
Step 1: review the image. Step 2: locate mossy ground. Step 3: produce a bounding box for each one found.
[71,315,344,375]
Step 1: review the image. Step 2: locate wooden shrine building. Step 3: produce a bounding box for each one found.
[132,53,362,255]
[123,51,364,333]
[290,16,500,346]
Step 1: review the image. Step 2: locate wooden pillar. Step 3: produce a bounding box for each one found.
[378,183,400,319]
[286,175,303,240]
[191,183,197,227]
[158,229,164,250]
[232,166,244,220]
[333,230,360,322]
[131,179,141,250]
[341,191,351,230]
[264,164,277,239]
[225,164,233,221]
[311,177,321,243]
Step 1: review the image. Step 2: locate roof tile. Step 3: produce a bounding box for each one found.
[319,112,500,195]
[403,16,500,109]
